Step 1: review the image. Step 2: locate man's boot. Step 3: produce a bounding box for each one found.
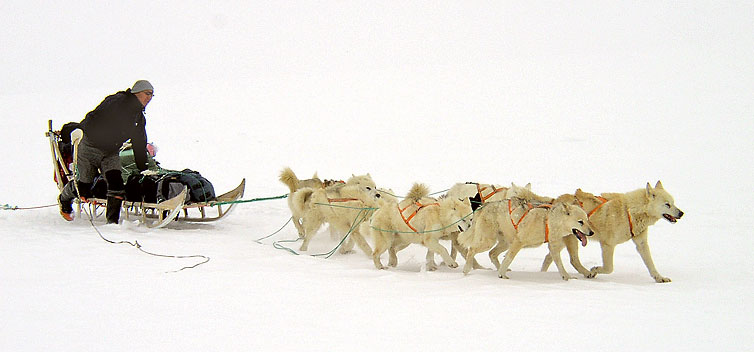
[104,170,126,224]
[58,194,74,221]
[105,195,123,224]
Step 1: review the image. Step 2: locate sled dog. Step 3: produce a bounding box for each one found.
[442,182,509,269]
[459,194,592,280]
[367,183,472,270]
[280,167,331,237]
[289,173,378,252]
[457,183,556,275]
[541,181,684,283]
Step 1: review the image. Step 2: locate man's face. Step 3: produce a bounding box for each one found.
[135,90,153,107]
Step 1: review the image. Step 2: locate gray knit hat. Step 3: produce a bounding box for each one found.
[131,80,154,93]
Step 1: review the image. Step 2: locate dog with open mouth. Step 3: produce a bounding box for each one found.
[541,181,684,283]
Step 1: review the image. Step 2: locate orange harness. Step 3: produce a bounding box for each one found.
[508,199,552,240]
[587,196,609,217]
[627,209,636,237]
[579,195,636,237]
[476,184,507,204]
[398,201,439,233]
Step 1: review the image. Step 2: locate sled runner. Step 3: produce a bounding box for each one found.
[46,120,245,228]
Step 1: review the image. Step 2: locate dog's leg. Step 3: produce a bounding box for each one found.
[559,235,592,278]
[455,241,485,271]
[339,236,355,254]
[288,198,305,238]
[389,242,409,267]
[462,248,479,275]
[349,230,373,257]
[548,243,574,281]
[632,230,671,283]
[448,231,460,261]
[540,253,553,272]
[498,241,523,279]
[299,210,324,251]
[292,216,305,238]
[590,242,616,277]
[489,239,509,270]
[425,250,439,271]
[371,232,391,270]
[299,218,320,251]
[424,238,457,269]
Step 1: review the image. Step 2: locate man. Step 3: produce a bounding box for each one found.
[58,80,154,224]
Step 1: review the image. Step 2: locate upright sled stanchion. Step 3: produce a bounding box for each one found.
[46,119,246,228]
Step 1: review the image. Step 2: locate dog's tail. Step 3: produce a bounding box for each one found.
[406,183,430,202]
[279,167,300,193]
[291,187,316,214]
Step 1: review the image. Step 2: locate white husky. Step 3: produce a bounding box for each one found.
[288,173,377,252]
[279,167,328,238]
[541,181,684,282]
[366,183,473,270]
[459,194,592,280]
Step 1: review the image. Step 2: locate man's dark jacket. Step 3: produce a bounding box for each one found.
[79,88,148,171]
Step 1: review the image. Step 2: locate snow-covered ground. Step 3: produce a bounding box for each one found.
[2,2,753,351]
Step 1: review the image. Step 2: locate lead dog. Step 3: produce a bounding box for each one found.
[541,181,684,283]
[367,183,472,270]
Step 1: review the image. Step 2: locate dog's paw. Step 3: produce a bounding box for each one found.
[654,275,671,283]
[561,274,574,281]
[498,273,510,279]
[446,261,458,269]
[589,266,601,277]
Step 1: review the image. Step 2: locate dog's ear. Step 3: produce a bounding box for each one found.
[560,202,570,215]
[645,182,656,199]
[524,183,532,190]
[655,180,664,189]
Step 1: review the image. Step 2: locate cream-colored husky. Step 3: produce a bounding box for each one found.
[288,173,377,252]
[367,183,473,270]
[495,200,592,280]
[279,167,328,238]
[458,194,592,280]
[541,181,684,283]
[442,182,509,269]
[457,183,555,275]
